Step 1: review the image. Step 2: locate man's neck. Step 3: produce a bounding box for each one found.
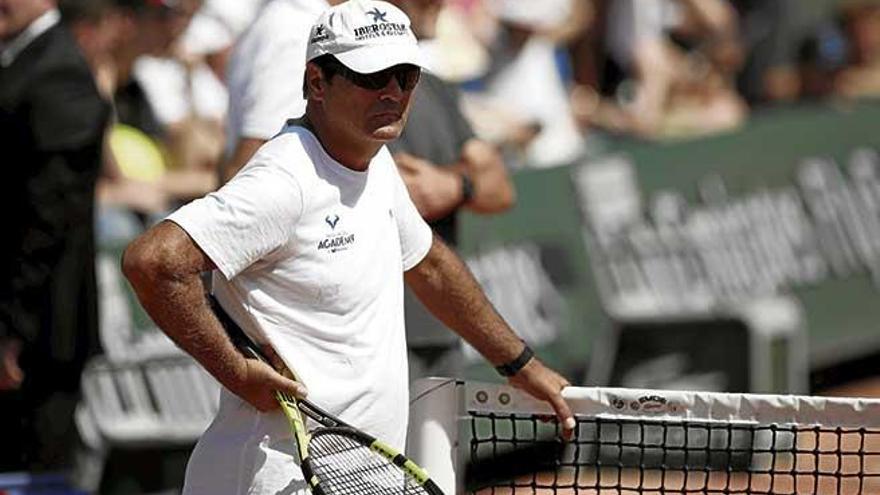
[299,110,383,172]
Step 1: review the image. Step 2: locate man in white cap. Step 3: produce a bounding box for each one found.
[123,1,575,492]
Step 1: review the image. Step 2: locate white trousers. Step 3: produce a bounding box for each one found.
[182,388,308,495]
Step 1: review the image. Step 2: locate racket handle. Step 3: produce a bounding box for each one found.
[209,295,274,363]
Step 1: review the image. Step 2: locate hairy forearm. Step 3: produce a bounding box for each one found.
[405,236,524,365]
[134,272,243,384]
[408,237,577,434]
[122,223,247,390]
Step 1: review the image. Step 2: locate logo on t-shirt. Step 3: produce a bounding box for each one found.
[319,212,354,253]
[318,234,355,252]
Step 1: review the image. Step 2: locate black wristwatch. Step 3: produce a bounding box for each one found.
[459,173,475,206]
[495,343,535,377]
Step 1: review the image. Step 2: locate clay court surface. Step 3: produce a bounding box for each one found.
[476,466,880,494]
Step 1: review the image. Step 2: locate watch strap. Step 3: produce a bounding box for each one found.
[459,172,475,205]
[495,343,534,377]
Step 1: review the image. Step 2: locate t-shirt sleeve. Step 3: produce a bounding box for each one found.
[388,152,433,270]
[166,147,305,279]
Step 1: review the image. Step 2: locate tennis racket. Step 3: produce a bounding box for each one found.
[208,296,445,495]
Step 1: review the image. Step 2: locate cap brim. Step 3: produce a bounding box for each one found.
[333,42,429,74]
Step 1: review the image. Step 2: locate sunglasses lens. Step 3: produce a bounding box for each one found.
[360,72,392,90]
[329,61,421,91]
[393,67,421,91]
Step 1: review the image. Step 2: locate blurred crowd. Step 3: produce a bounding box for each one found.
[52,0,880,245]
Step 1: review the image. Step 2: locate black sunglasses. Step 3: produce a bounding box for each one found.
[322,58,421,92]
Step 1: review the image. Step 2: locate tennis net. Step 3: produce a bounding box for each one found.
[408,379,880,494]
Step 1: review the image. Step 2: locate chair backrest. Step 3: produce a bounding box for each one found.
[78,355,219,447]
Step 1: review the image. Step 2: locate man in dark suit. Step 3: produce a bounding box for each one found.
[0,0,109,472]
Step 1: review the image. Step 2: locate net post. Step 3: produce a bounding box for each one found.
[408,378,461,494]
[737,296,808,394]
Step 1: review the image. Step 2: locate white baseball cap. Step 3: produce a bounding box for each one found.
[306,0,428,74]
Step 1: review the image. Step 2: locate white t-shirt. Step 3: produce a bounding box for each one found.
[168,124,433,493]
[225,0,329,156]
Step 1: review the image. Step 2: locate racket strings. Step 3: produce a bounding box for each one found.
[308,432,428,495]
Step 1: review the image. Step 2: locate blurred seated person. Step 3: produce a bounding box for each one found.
[62,0,170,246]
[176,0,262,82]
[63,0,199,245]
[458,0,588,168]
[834,0,880,99]
[132,0,252,175]
[797,20,850,100]
[592,0,747,139]
[220,0,344,183]
[107,0,218,219]
[729,0,804,104]
[60,0,121,96]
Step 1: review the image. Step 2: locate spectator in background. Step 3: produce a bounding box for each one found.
[384,0,516,379]
[797,17,850,101]
[0,0,110,471]
[834,0,880,99]
[221,0,345,182]
[567,0,610,130]
[59,0,122,96]
[598,0,747,139]
[132,0,229,180]
[731,0,804,104]
[112,0,196,139]
[463,0,588,168]
[178,0,262,82]
[98,0,219,242]
[61,0,171,248]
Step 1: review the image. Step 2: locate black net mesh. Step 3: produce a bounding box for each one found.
[308,430,431,495]
[466,412,880,494]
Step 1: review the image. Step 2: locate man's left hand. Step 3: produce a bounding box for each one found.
[508,358,576,439]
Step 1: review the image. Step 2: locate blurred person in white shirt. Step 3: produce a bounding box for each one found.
[461,0,589,168]
[599,0,747,139]
[221,0,345,182]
